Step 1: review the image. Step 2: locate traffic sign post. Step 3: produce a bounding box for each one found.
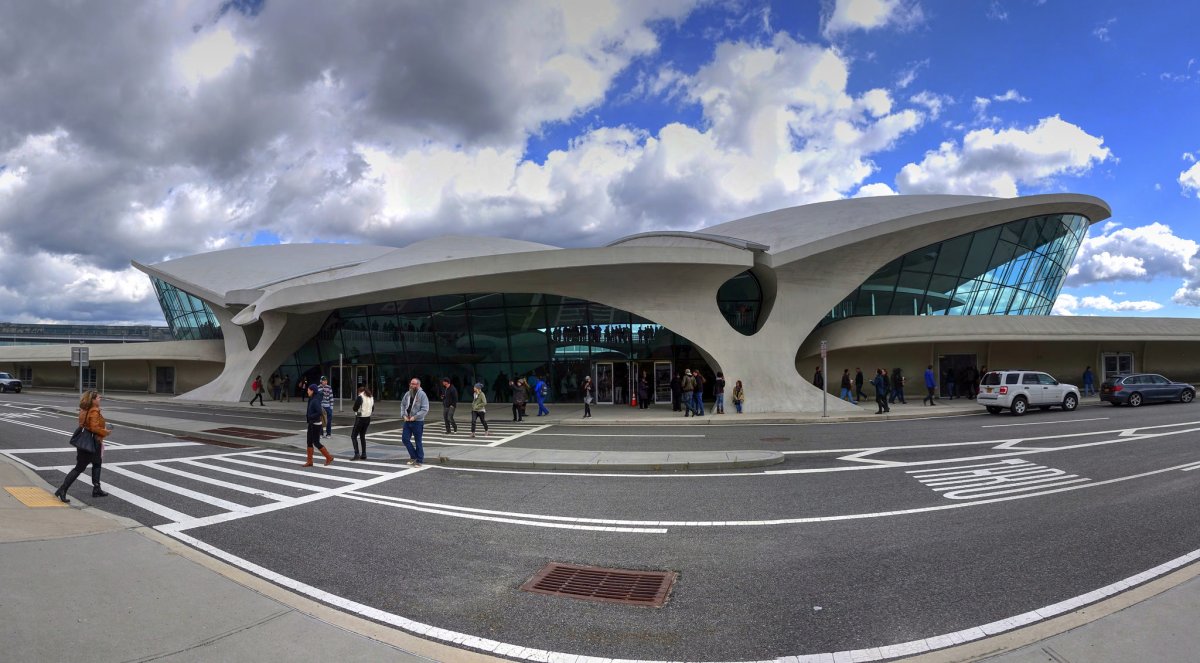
[71,347,89,394]
[820,340,828,418]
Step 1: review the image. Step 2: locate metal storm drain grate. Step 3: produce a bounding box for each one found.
[202,427,291,440]
[520,563,677,607]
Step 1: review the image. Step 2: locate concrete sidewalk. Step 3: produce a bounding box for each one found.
[2,452,1197,662]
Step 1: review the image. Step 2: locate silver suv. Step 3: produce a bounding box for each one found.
[0,372,22,393]
[977,370,1079,416]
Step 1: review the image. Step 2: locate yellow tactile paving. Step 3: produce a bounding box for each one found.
[4,486,68,508]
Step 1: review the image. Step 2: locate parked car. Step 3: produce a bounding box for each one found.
[0,372,22,393]
[977,369,1079,416]
[1099,373,1195,407]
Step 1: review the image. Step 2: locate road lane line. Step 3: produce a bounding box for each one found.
[65,477,194,523]
[982,417,1109,428]
[486,423,550,447]
[528,432,706,437]
[339,494,667,533]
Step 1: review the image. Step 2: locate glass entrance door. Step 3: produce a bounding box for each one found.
[595,362,614,404]
[653,361,672,404]
[352,365,373,394]
[1101,353,1133,384]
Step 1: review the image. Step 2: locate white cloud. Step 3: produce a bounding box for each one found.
[821,0,923,37]
[1179,161,1200,197]
[973,88,1029,115]
[895,59,928,89]
[1053,293,1163,316]
[896,115,1111,197]
[1093,18,1116,42]
[853,182,897,197]
[1066,222,1198,286]
[909,91,951,119]
[175,27,252,90]
[986,1,1008,21]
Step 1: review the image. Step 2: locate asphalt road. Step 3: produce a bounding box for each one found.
[3,391,1198,661]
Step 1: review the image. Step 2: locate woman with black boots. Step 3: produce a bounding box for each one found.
[55,390,110,502]
[302,384,334,467]
[350,385,374,460]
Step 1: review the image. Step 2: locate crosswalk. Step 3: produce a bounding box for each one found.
[368,420,548,447]
[46,448,416,527]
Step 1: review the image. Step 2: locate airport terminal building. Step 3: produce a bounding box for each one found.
[3,193,1198,412]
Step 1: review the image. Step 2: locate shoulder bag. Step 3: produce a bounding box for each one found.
[69,426,98,454]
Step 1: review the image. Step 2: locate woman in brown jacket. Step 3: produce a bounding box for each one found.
[54,390,111,503]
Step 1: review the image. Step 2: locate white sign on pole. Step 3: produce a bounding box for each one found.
[70,347,90,366]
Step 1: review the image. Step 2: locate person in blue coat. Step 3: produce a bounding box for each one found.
[534,375,550,416]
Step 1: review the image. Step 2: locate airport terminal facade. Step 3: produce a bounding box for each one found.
[3,194,1199,412]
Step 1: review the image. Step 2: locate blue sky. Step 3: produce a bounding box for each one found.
[0,0,1197,323]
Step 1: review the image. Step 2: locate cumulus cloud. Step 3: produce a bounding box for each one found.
[821,0,923,37]
[895,115,1111,197]
[1180,161,1200,197]
[0,3,938,322]
[1053,293,1163,316]
[1066,222,1198,286]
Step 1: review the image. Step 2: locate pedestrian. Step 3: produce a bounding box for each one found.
[963,365,979,399]
[54,390,111,502]
[680,369,695,417]
[298,376,308,399]
[318,376,334,437]
[510,377,528,421]
[872,369,891,414]
[854,367,866,402]
[891,368,907,404]
[582,375,593,419]
[839,369,857,404]
[1083,366,1095,397]
[301,384,334,467]
[732,380,745,413]
[281,374,291,402]
[270,373,281,401]
[943,367,957,400]
[350,385,374,461]
[440,377,459,434]
[400,377,429,466]
[249,375,266,406]
[923,364,937,406]
[693,368,706,416]
[534,375,550,416]
[714,371,726,414]
[638,371,650,409]
[470,382,489,437]
[813,366,824,390]
[670,373,682,411]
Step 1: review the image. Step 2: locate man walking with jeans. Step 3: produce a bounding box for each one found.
[923,364,937,406]
[400,377,429,466]
[440,377,459,434]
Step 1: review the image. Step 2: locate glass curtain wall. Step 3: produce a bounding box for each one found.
[822,214,1089,325]
[716,270,763,335]
[275,293,706,402]
[150,277,223,340]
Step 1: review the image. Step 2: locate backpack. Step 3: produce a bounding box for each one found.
[252,379,260,391]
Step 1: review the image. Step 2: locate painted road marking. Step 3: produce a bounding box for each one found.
[368,422,547,447]
[908,459,1089,499]
[982,417,1109,428]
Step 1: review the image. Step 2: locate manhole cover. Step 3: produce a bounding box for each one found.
[520,563,676,607]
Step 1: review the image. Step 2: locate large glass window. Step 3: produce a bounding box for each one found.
[277,294,703,402]
[716,270,763,336]
[821,213,1089,325]
[150,277,223,340]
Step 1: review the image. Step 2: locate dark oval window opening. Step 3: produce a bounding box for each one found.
[717,270,762,336]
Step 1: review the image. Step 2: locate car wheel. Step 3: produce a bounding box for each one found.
[1010,397,1027,416]
[1129,392,1143,407]
[986,406,1001,414]
[1182,390,1195,404]
[0,385,6,393]
[1063,394,1078,411]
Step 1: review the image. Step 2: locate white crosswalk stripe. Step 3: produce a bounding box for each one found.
[54,447,414,526]
[368,421,548,447]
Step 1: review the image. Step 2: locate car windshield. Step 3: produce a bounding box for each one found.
[0,373,10,379]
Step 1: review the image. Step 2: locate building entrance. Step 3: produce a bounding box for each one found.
[938,354,979,399]
[1101,352,1134,384]
[653,361,672,404]
[351,364,373,394]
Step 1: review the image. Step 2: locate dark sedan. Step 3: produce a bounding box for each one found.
[1100,373,1195,407]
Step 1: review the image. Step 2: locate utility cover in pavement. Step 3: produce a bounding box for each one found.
[520,563,676,607]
